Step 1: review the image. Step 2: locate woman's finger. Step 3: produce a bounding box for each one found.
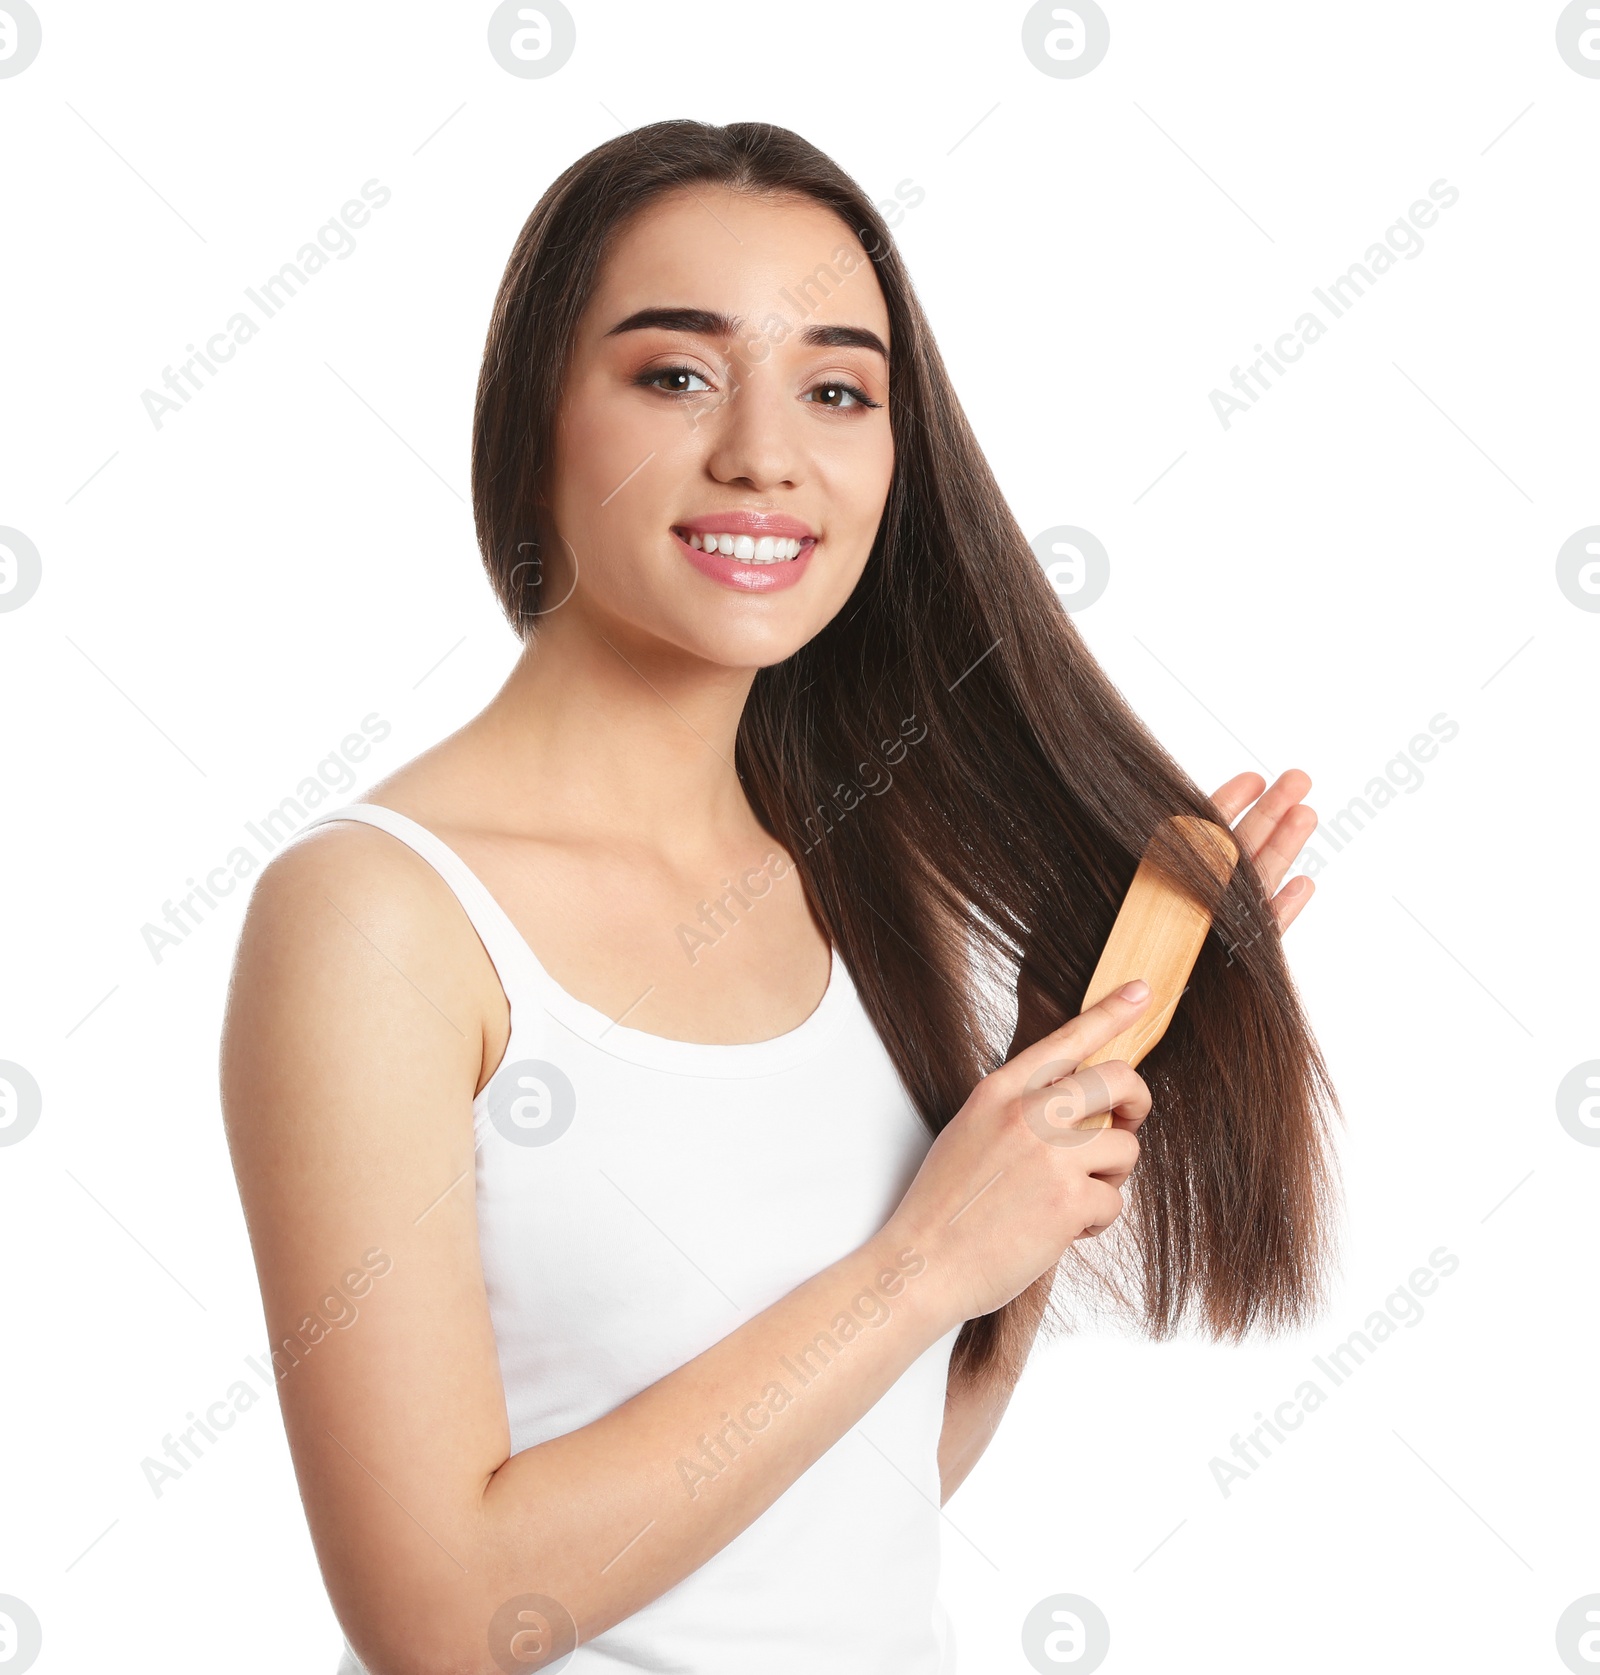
[1250,800,1319,897]
[1016,1058,1152,1148]
[1208,771,1265,825]
[998,982,1152,1098]
[1209,769,1318,896]
[1222,768,1312,863]
[1209,769,1320,945]
[1270,872,1315,935]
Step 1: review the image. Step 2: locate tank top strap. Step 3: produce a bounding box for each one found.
[297,802,539,1006]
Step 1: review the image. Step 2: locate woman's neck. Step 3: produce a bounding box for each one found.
[466,605,764,857]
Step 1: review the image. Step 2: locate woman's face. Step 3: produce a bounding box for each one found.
[542,185,894,669]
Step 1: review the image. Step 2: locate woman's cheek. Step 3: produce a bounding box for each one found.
[837,446,894,557]
[551,394,663,559]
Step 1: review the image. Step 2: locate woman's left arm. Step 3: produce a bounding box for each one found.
[936,768,1320,1502]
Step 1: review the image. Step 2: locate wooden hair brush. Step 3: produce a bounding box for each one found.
[1071,815,1240,1127]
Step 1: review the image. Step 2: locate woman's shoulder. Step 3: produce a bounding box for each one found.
[247,806,448,945]
[227,798,503,1093]
[250,740,487,939]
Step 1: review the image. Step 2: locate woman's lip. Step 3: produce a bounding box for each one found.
[672,512,816,540]
[672,528,815,593]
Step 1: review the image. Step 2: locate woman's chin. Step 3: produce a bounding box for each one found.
[682,618,815,672]
[599,588,819,671]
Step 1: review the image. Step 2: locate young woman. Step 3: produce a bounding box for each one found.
[221,121,1339,1675]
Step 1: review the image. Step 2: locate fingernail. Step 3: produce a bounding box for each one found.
[1119,979,1149,1001]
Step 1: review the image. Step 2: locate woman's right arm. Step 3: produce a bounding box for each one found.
[221,826,1151,1675]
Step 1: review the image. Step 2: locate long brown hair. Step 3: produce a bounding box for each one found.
[472,121,1342,1391]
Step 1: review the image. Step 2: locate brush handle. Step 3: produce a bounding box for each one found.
[1070,815,1239,1128]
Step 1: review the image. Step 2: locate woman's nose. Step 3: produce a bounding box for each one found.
[700,377,804,490]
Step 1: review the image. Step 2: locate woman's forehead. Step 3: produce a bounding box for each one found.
[588,187,890,342]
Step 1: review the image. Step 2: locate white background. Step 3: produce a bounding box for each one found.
[2,3,1596,1671]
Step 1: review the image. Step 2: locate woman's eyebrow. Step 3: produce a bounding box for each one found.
[806,322,889,361]
[605,305,728,340]
[605,306,887,361]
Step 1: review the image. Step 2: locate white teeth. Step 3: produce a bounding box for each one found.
[683,531,808,562]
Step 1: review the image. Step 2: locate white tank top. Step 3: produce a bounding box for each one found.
[302,803,962,1674]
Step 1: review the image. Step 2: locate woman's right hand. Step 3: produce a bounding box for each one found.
[884,980,1154,1332]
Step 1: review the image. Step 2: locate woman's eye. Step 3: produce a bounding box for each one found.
[805,381,874,410]
[643,365,713,394]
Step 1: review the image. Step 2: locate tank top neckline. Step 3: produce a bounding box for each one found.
[302,799,854,1079]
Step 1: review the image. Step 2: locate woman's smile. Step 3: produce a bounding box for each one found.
[671,510,819,592]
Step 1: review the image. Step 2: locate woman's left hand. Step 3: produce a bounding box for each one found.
[1209,768,1318,936]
